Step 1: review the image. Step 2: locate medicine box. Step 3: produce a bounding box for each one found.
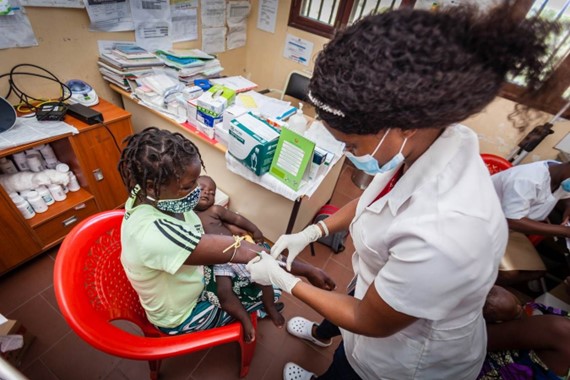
[196,85,236,115]
[228,112,280,176]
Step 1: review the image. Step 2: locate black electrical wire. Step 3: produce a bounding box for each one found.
[0,63,72,116]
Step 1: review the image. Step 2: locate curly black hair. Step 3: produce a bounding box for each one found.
[309,1,560,135]
[118,127,205,199]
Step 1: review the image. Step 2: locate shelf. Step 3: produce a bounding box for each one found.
[27,188,94,229]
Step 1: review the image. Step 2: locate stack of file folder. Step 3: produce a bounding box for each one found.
[155,49,224,84]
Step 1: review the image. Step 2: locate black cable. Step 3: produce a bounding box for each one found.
[1,64,72,119]
[101,121,122,153]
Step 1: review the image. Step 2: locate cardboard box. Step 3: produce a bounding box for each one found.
[0,320,35,368]
[197,85,236,115]
[228,112,280,176]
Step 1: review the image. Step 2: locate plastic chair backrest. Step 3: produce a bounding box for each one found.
[481,153,512,175]
[55,210,160,336]
[282,71,310,101]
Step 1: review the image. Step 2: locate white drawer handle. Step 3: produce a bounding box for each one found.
[62,216,78,227]
[74,203,86,210]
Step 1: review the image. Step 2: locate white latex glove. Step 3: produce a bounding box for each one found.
[270,224,323,271]
[247,252,301,293]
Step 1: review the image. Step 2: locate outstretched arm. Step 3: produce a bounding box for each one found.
[507,217,570,238]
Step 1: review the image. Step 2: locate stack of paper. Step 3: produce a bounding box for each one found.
[97,44,164,91]
[155,49,224,84]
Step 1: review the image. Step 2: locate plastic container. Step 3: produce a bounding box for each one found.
[287,102,309,135]
[12,152,29,171]
[38,144,59,169]
[26,191,48,213]
[10,194,35,219]
[48,184,67,201]
[26,152,45,172]
[19,189,34,199]
[37,186,55,205]
[56,164,71,192]
[67,172,80,192]
[0,157,18,174]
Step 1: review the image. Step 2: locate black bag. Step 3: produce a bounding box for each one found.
[313,204,348,253]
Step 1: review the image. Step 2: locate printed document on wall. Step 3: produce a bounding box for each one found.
[84,0,134,32]
[171,0,197,42]
[201,0,225,27]
[131,0,171,51]
[283,34,313,66]
[202,26,226,54]
[226,1,249,50]
[257,0,277,33]
[0,0,37,49]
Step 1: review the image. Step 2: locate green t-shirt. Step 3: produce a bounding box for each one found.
[121,195,204,328]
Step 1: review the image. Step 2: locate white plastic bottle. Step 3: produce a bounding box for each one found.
[37,144,59,169]
[26,151,45,172]
[26,191,48,213]
[36,186,55,205]
[56,163,70,192]
[0,157,18,174]
[10,194,35,219]
[287,102,308,135]
[67,171,80,192]
[12,152,29,171]
[48,183,67,201]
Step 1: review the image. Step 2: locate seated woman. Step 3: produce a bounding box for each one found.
[479,285,570,379]
[118,127,335,336]
[491,160,570,286]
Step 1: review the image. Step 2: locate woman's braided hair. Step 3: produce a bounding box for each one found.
[310,1,560,135]
[118,127,204,200]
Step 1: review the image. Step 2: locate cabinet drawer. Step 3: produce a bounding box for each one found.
[33,199,99,246]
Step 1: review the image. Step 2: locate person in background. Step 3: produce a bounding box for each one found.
[246,2,560,379]
[194,175,291,342]
[118,127,335,336]
[492,160,570,287]
[479,285,570,379]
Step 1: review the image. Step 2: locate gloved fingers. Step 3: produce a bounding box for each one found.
[285,250,300,272]
[270,237,287,259]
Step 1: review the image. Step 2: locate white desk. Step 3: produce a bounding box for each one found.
[112,85,344,242]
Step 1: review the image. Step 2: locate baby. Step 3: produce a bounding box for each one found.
[483,285,524,323]
[194,175,285,342]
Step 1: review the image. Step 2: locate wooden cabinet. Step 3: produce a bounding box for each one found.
[0,99,132,275]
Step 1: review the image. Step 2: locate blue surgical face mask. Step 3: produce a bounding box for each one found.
[147,187,202,213]
[345,129,408,175]
[562,178,570,192]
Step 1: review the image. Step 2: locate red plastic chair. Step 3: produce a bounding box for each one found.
[53,210,257,379]
[480,153,513,175]
[480,153,545,247]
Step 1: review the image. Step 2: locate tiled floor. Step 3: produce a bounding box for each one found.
[0,162,364,380]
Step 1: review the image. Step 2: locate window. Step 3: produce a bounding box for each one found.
[500,0,570,118]
[288,0,416,39]
[288,0,570,117]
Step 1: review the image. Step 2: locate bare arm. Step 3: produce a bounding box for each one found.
[319,198,360,235]
[184,234,259,265]
[507,217,570,238]
[486,315,568,351]
[215,206,264,242]
[291,280,417,337]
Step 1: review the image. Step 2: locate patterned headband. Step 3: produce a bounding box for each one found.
[307,91,346,118]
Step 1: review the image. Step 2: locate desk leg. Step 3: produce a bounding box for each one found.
[285,198,302,235]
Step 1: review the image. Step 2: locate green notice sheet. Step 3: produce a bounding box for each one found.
[269,127,315,191]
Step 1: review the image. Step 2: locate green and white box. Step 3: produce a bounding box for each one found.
[228,112,281,176]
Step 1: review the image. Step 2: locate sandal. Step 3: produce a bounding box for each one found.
[286,317,332,347]
[283,362,315,380]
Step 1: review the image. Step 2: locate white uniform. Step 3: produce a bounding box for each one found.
[491,160,560,221]
[343,124,507,379]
